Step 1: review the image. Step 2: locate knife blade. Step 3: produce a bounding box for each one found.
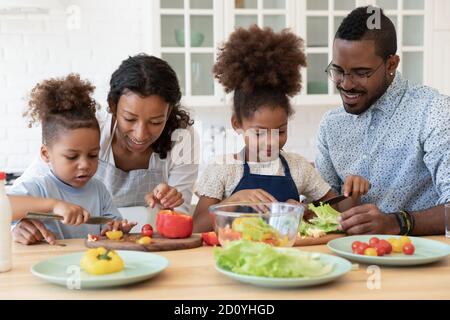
[26,212,114,225]
[311,194,349,207]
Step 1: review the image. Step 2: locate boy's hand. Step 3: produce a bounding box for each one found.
[226,189,277,203]
[145,183,184,209]
[342,175,370,199]
[53,200,90,225]
[101,219,138,235]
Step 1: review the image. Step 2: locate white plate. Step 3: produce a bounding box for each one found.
[215,253,352,288]
[328,235,450,266]
[31,250,169,289]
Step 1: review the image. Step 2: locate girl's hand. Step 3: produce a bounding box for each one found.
[226,189,277,203]
[53,200,90,225]
[101,219,137,235]
[342,175,371,199]
[145,183,184,209]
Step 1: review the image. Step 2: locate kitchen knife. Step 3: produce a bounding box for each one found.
[26,212,114,225]
[311,194,350,207]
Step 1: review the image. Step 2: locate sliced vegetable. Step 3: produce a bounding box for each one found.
[87,234,99,242]
[202,231,220,246]
[136,236,152,245]
[105,230,123,240]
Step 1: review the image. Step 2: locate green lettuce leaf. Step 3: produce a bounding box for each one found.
[298,203,342,237]
[214,240,334,278]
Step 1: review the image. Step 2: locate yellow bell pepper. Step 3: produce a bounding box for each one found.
[80,247,125,275]
[105,230,123,240]
[136,236,152,245]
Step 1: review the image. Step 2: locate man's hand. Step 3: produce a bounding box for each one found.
[12,219,56,245]
[338,204,400,235]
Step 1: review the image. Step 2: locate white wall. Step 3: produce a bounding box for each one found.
[0,0,449,173]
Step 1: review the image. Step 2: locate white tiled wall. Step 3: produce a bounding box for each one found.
[0,0,148,172]
[1,0,449,173]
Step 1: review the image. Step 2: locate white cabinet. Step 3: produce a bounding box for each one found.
[149,0,430,107]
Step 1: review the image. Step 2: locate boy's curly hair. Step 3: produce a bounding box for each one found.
[25,73,99,145]
[107,54,193,159]
[213,25,306,122]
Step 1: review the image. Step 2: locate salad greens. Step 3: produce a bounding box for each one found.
[214,240,333,278]
[231,217,287,246]
[299,203,342,238]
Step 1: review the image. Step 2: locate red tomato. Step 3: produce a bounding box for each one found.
[402,243,415,255]
[379,240,392,254]
[369,237,380,247]
[354,247,365,255]
[358,242,369,252]
[352,241,362,252]
[375,244,386,256]
[218,227,241,242]
[141,224,154,237]
[202,231,220,246]
[156,210,193,239]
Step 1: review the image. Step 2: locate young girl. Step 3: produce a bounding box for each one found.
[193,25,370,232]
[8,74,135,244]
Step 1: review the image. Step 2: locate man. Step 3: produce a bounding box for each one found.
[316,6,450,235]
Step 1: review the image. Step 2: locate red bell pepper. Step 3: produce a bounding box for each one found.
[156,210,193,239]
[202,231,220,246]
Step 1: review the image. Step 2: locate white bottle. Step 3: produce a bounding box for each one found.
[0,172,12,272]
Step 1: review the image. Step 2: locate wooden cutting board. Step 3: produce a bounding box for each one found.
[294,233,345,246]
[84,233,203,252]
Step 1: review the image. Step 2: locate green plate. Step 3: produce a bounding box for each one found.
[328,235,450,266]
[31,250,169,289]
[215,252,352,288]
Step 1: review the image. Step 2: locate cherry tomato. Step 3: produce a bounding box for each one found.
[141,224,154,238]
[379,239,392,254]
[358,242,369,252]
[375,244,386,256]
[400,236,411,246]
[352,241,362,252]
[369,237,380,247]
[402,243,415,255]
[364,248,378,256]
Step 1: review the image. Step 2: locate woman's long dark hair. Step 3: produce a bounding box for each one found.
[107,53,193,159]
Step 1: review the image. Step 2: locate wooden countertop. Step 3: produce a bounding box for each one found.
[1,236,449,300]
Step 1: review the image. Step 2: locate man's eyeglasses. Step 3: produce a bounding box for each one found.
[325,60,386,86]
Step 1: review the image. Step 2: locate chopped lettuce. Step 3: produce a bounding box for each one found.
[214,240,334,278]
[298,203,342,237]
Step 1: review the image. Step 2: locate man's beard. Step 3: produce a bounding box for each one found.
[341,73,391,115]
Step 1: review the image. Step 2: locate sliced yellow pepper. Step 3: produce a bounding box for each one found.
[80,247,124,275]
[105,230,123,240]
[136,236,152,245]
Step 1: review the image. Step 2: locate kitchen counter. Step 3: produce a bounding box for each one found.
[1,236,449,300]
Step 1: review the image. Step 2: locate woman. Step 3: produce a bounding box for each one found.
[12,54,199,245]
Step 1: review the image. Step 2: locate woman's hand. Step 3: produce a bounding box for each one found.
[225,189,277,203]
[12,219,56,245]
[101,219,138,235]
[342,175,371,199]
[145,183,184,209]
[52,200,90,225]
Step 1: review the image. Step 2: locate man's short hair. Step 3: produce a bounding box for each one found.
[335,6,397,60]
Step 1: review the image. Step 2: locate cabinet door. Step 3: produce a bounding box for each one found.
[372,0,426,85]
[156,0,225,106]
